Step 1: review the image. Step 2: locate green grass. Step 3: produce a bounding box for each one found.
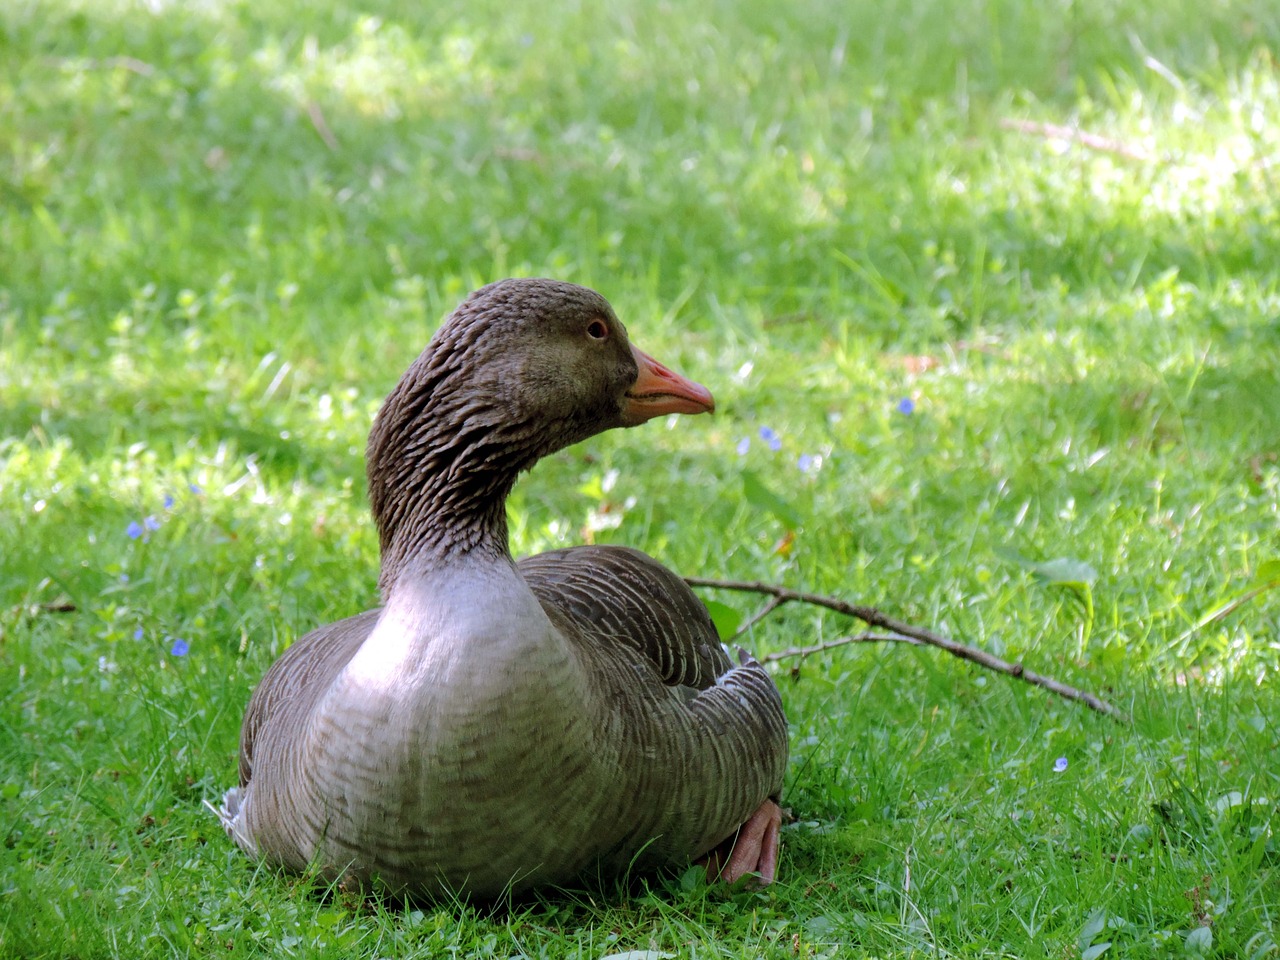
[2,0,1279,956]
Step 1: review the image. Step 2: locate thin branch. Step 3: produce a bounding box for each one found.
[104,56,155,76]
[687,576,1128,722]
[1000,118,1153,163]
[760,632,924,662]
[306,100,339,152]
[44,56,156,76]
[1170,576,1280,653]
[730,595,785,641]
[9,600,77,619]
[37,601,78,613]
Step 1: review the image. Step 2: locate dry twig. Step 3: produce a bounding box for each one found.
[44,56,156,76]
[306,100,340,152]
[758,632,923,660]
[1000,118,1152,163]
[687,576,1128,722]
[729,595,785,640]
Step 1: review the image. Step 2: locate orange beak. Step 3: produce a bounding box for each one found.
[622,345,715,425]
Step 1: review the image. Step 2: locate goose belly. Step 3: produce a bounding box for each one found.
[288,635,620,895]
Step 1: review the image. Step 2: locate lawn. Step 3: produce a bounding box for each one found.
[2,0,1278,956]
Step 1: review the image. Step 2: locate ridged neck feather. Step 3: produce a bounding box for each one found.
[366,340,549,596]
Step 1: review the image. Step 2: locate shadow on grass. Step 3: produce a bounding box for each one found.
[5,0,1280,344]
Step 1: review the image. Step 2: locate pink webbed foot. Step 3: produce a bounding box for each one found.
[698,799,783,886]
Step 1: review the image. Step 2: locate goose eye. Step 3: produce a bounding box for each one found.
[586,319,610,340]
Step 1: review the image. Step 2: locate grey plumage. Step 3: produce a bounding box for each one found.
[221,279,789,898]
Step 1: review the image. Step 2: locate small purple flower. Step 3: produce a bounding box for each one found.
[189,483,203,495]
[759,426,782,452]
[126,521,143,540]
[797,454,815,473]
[143,515,161,532]
[133,627,144,640]
[163,494,175,510]
[896,397,915,415]
[1053,756,1068,773]
[736,437,751,456]
[170,638,189,657]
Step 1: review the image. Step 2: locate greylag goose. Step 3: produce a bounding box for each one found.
[220,279,789,898]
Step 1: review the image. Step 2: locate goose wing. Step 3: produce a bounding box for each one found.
[518,544,788,802]
[518,544,731,689]
[236,609,381,787]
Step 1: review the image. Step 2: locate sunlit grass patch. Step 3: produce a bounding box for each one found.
[2,0,1278,957]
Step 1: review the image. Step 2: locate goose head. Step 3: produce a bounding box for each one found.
[366,278,714,591]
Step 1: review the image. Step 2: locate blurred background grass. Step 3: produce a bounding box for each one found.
[2,1,1278,957]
